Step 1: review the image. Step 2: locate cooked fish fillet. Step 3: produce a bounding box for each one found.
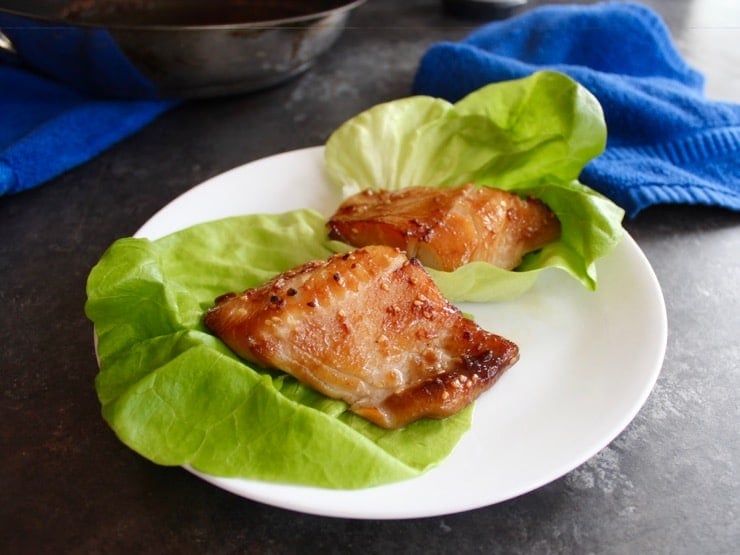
[327,184,561,272]
[204,245,519,429]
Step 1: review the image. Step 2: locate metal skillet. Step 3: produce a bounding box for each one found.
[0,0,365,98]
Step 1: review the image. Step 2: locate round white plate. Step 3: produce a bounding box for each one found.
[136,146,667,520]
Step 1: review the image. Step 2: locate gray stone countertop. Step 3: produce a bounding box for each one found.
[2,0,738,553]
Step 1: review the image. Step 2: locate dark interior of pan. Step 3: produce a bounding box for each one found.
[0,0,360,27]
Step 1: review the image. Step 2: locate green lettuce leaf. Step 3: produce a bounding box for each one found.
[86,210,472,489]
[325,71,624,301]
[87,73,624,488]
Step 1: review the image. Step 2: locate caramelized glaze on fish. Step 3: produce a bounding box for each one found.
[327,185,561,271]
[204,245,519,429]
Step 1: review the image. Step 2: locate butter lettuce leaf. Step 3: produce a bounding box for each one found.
[87,73,624,488]
[325,71,624,301]
[86,210,471,489]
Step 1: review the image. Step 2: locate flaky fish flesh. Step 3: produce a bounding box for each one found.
[204,245,519,429]
[327,184,560,271]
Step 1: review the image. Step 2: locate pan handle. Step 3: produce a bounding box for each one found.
[0,29,20,63]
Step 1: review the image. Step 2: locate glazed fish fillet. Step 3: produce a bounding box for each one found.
[327,184,561,272]
[204,245,519,429]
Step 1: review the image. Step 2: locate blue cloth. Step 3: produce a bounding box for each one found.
[412,2,740,217]
[0,14,176,197]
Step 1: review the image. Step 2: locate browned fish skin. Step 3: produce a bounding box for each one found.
[327,184,561,272]
[204,245,519,429]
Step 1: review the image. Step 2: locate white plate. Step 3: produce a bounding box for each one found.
[136,146,667,520]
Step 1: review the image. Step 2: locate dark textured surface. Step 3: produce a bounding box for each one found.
[2,0,738,553]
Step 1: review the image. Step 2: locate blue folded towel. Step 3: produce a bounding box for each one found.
[0,16,176,197]
[413,1,740,217]
[0,65,175,196]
